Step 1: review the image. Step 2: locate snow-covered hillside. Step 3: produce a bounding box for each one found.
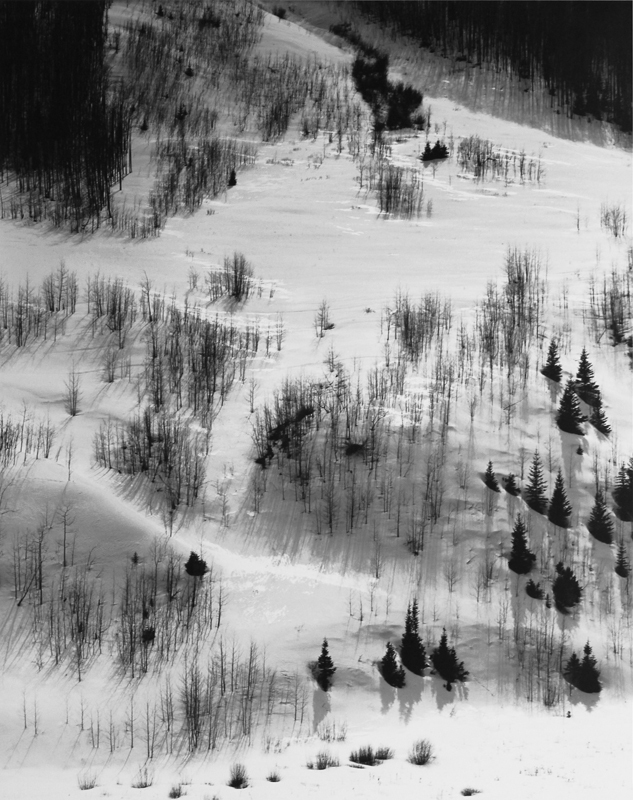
[0,3,631,799]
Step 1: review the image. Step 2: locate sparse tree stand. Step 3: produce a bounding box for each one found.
[524,451,548,514]
[430,628,468,691]
[541,339,562,382]
[548,469,572,528]
[508,514,536,574]
[587,490,614,544]
[400,599,427,675]
[484,461,501,492]
[315,639,336,691]
[556,380,586,435]
[381,641,406,688]
[564,642,601,693]
[552,562,582,612]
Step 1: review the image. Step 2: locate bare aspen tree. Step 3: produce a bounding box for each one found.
[64,366,81,416]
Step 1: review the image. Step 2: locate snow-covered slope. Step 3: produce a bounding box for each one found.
[0,4,631,800]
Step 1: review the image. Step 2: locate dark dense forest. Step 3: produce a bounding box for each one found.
[352,0,632,133]
[0,1,131,231]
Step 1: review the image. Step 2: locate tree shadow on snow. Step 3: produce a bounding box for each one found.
[398,674,424,723]
[379,677,396,715]
[312,687,331,731]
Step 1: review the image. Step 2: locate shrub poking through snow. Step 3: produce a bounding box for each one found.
[315,638,336,690]
[266,770,281,782]
[307,751,339,770]
[552,562,582,611]
[132,768,153,788]
[524,451,548,514]
[77,772,97,791]
[461,790,481,797]
[587,490,615,544]
[548,469,572,528]
[350,746,379,766]
[227,763,249,788]
[615,540,630,578]
[556,379,586,434]
[484,460,501,492]
[317,718,348,742]
[564,642,601,693]
[408,739,434,765]
[168,785,184,798]
[541,339,562,382]
[380,641,406,688]
[400,599,427,675]
[508,514,536,574]
[430,628,468,689]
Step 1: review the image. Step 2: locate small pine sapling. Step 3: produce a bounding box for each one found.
[380,642,406,688]
[484,461,501,492]
[589,397,611,436]
[525,578,544,599]
[504,473,521,496]
[430,628,468,690]
[556,379,586,435]
[400,599,427,675]
[574,348,601,406]
[316,639,336,691]
[184,551,208,577]
[508,514,536,574]
[541,339,562,382]
[587,490,614,544]
[524,451,548,514]
[552,562,582,611]
[612,459,633,521]
[548,469,572,528]
[615,540,630,578]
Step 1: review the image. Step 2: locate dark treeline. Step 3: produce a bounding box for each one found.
[352,1,632,133]
[0,1,132,231]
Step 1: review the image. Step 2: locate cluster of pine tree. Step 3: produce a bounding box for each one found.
[552,562,582,612]
[420,140,449,162]
[379,604,467,691]
[564,642,601,693]
[613,459,633,521]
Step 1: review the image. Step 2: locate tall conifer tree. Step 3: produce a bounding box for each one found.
[525,451,548,514]
[541,339,562,382]
[548,469,572,528]
[556,379,586,434]
[508,514,536,574]
[587,490,614,544]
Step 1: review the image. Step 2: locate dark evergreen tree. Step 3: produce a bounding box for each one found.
[612,459,633,521]
[316,638,336,690]
[430,628,469,690]
[484,461,501,492]
[525,578,544,599]
[566,642,601,693]
[184,551,208,577]
[508,514,536,574]
[504,473,521,496]
[552,562,582,611]
[541,339,562,382]
[400,599,427,675]
[381,641,406,688]
[524,451,548,514]
[574,348,600,406]
[228,169,237,187]
[589,397,611,436]
[563,651,581,684]
[615,539,630,578]
[587,490,614,544]
[556,379,586,434]
[548,469,572,528]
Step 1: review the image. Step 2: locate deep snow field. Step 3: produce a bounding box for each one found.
[0,3,632,799]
